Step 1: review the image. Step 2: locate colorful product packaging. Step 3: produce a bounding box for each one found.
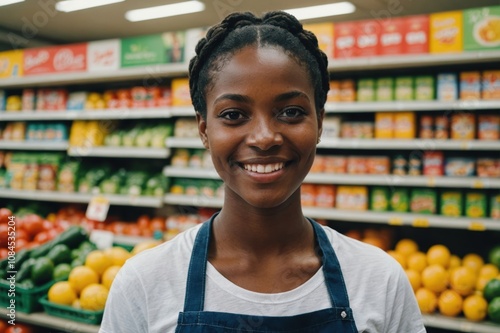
[339,80,356,102]
[465,192,487,218]
[437,73,458,101]
[491,194,500,219]
[395,77,414,101]
[415,76,435,101]
[301,184,317,207]
[477,158,500,177]
[379,17,405,56]
[463,6,500,51]
[371,187,389,211]
[423,151,444,176]
[366,157,390,174]
[375,112,394,139]
[392,155,407,176]
[445,158,475,177]
[390,188,409,212]
[394,112,416,139]
[419,115,434,139]
[335,186,368,211]
[376,77,394,101]
[403,15,430,54]
[324,156,347,174]
[430,11,463,53]
[451,113,476,140]
[357,79,376,102]
[482,70,500,100]
[460,71,481,100]
[410,188,437,214]
[303,22,335,58]
[334,22,356,59]
[478,115,500,140]
[315,185,336,208]
[321,116,341,139]
[434,115,449,139]
[310,155,325,173]
[327,81,341,102]
[355,20,380,57]
[440,191,463,217]
[347,156,367,174]
[0,90,5,111]
[171,78,191,106]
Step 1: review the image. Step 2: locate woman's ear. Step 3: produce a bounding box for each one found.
[196,112,210,149]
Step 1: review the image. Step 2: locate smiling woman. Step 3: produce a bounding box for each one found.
[99,11,426,333]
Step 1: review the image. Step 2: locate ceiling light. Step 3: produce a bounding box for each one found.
[125,0,205,22]
[284,2,355,21]
[55,0,125,12]
[0,0,24,7]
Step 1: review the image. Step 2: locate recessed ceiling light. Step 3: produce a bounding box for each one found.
[0,0,24,7]
[125,0,205,22]
[284,2,356,21]
[55,0,125,13]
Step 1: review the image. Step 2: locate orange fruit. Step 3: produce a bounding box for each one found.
[362,236,386,250]
[450,266,477,296]
[438,289,463,317]
[479,264,499,280]
[422,264,448,293]
[395,239,419,258]
[68,265,99,295]
[449,255,461,270]
[80,283,109,311]
[407,251,427,273]
[462,253,484,274]
[427,244,451,268]
[85,250,113,276]
[132,240,161,255]
[387,250,407,269]
[415,288,438,314]
[476,276,492,292]
[463,294,488,321]
[48,281,77,306]
[102,265,121,290]
[104,247,132,267]
[405,269,421,292]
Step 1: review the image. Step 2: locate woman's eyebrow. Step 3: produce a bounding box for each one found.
[274,91,310,103]
[214,93,252,105]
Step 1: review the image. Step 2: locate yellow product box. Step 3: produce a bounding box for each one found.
[0,49,23,78]
[335,185,368,211]
[171,78,192,106]
[465,192,487,218]
[482,70,500,100]
[327,81,341,102]
[394,112,416,139]
[375,112,394,139]
[440,191,462,217]
[451,113,476,140]
[303,22,334,59]
[430,11,463,53]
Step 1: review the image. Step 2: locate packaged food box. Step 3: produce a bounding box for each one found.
[482,70,500,100]
[451,113,476,140]
[301,184,317,207]
[355,20,380,57]
[375,112,394,139]
[336,186,368,211]
[357,79,376,102]
[434,115,449,139]
[67,92,87,111]
[366,156,390,174]
[394,112,416,139]
[341,122,374,139]
[465,192,487,218]
[22,89,36,110]
[310,155,325,173]
[36,89,67,111]
[415,76,435,101]
[0,90,5,111]
[334,22,356,59]
[315,185,336,208]
[172,78,191,106]
[491,194,500,219]
[410,188,437,214]
[419,115,434,139]
[478,115,500,140]
[408,154,422,176]
[395,77,414,101]
[303,22,335,58]
[347,156,367,174]
[376,77,394,101]
[380,17,405,56]
[391,188,409,212]
[324,156,347,173]
[339,79,356,102]
[327,81,341,102]
[440,191,463,217]
[322,116,341,139]
[460,71,481,100]
[392,155,407,176]
[171,149,190,168]
[445,158,475,177]
[404,15,430,54]
[430,10,463,53]
[463,6,500,51]
[437,73,458,101]
[477,158,500,177]
[371,187,389,211]
[423,151,444,176]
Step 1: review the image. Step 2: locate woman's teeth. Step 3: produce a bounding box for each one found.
[243,163,284,174]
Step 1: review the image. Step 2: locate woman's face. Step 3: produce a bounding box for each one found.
[198,45,323,209]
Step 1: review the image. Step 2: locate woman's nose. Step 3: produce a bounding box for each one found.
[246,116,283,151]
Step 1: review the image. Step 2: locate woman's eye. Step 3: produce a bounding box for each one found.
[279,107,305,119]
[219,111,243,120]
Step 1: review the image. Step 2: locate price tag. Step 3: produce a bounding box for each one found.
[427,177,436,187]
[388,217,403,226]
[412,218,430,228]
[86,196,110,222]
[469,222,486,231]
[460,141,470,150]
[90,230,114,250]
[472,180,484,189]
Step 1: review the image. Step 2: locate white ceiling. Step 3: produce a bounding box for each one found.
[0,0,499,51]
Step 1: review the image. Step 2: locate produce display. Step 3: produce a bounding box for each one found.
[169,178,224,198]
[171,148,213,169]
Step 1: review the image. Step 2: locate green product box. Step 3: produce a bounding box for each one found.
[395,77,414,101]
[410,188,437,214]
[440,191,463,217]
[376,77,395,101]
[463,6,500,51]
[390,188,409,212]
[491,194,500,219]
[370,187,389,211]
[415,76,435,101]
[465,192,487,218]
[357,79,376,102]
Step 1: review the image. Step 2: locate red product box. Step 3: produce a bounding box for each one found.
[379,17,405,56]
[334,22,357,59]
[36,89,67,111]
[403,15,429,54]
[24,43,87,76]
[347,156,367,174]
[355,20,381,57]
[423,151,444,176]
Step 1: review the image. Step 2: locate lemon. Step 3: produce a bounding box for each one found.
[85,250,113,276]
[479,264,499,280]
[462,253,484,274]
[48,281,77,306]
[415,288,437,314]
[104,247,132,267]
[427,244,451,268]
[422,264,448,293]
[407,252,427,273]
[80,283,109,311]
[405,269,421,292]
[450,266,477,296]
[395,239,419,258]
[449,255,461,270]
[463,294,488,321]
[438,289,463,317]
[68,265,99,295]
[102,265,121,290]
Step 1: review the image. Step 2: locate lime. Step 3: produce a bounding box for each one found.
[53,263,72,281]
[30,257,54,286]
[489,245,500,269]
[484,278,500,302]
[488,297,500,323]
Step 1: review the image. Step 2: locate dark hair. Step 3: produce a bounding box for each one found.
[188,11,329,119]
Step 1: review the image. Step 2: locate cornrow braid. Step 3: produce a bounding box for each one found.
[188,11,330,119]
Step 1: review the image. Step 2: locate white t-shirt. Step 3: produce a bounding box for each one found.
[99,223,426,333]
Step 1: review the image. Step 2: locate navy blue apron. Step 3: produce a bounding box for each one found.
[176,215,358,332]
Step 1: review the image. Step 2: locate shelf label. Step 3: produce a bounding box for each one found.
[472,180,484,189]
[469,221,486,231]
[427,177,436,187]
[412,218,430,228]
[388,217,404,226]
[86,196,110,222]
[460,141,470,150]
[90,230,114,250]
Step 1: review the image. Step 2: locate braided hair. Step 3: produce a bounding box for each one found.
[188,11,329,119]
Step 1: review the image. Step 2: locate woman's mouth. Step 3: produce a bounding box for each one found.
[242,162,285,174]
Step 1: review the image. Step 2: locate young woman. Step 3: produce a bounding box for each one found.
[100,11,426,333]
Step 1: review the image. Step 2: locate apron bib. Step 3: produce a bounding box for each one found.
[175,215,358,332]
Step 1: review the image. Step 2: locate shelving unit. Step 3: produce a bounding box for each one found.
[325,100,500,113]
[0,141,68,150]
[67,146,170,159]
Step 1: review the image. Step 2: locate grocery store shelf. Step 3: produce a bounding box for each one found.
[325,100,500,113]
[302,207,500,231]
[422,314,500,333]
[327,50,500,72]
[0,63,188,88]
[170,106,196,117]
[113,234,154,246]
[0,189,163,207]
[164,166,220,179]
[164,193,223,208]
[0,309,99,333]
[166,137,204,149]
[0,140,68,150]
[68,146,170,159]
[318,138,500,151]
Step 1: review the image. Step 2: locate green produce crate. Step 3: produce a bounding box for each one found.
[0,279,54,313]
[39,296,104,325]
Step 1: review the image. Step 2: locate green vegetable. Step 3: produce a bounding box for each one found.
[53,263,72,281]
[30,226,88,259]
[16,258,36,282]
[31,257,54,286]
[47,244,71,265]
